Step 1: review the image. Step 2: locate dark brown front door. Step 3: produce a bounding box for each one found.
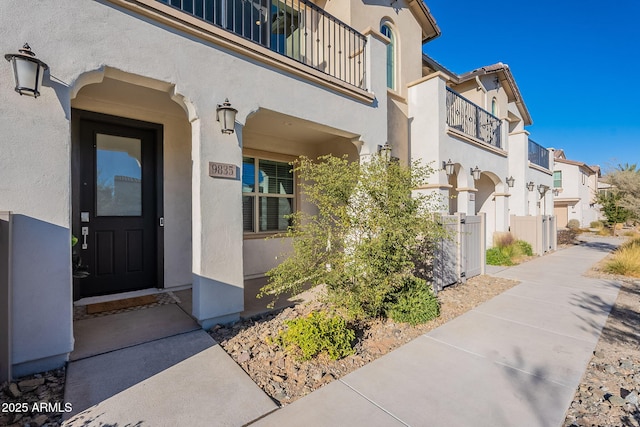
[77,116,161,297]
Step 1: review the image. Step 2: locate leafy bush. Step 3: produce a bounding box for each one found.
[383,277,440,325]
[261,154,445,320]
[486,247,514,266]
[486,239,532,265]
[604,237,640,277]
[590,221,604,229]
[515,240,533,256]
[277,311,355,360]
[567,219,581,229]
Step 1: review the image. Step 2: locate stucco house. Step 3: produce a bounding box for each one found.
[0,0,553,381]
[552,149,600,228]
[410,56,554,247]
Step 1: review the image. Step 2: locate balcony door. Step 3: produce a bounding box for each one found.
[75,112,163,298]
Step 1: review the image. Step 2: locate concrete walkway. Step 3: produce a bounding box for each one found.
[62,236,622,426]
[254,236,623,427]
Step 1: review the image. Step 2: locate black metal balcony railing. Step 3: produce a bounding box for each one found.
[528,139,549,169]
[159,0,367,89]
[445,88,502,149]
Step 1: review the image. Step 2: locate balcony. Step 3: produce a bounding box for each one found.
[445,88,502,149]
[158,0,367,89]
[528,139,549,169]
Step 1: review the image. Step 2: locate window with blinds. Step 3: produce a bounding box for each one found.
[242,156,295,233]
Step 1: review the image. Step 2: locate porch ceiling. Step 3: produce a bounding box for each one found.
[243,109,359,146]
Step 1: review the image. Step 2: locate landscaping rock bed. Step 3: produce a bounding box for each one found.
[209,274,519,406]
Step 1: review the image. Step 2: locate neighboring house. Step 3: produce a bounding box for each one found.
[410,57,554,247]
[0,0,553,380]
[552,149,600,228]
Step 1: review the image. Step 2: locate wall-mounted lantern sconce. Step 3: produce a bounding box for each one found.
[4,43,49,98]
[538,184,549,196]
[527,181,535,192]
[471,166,482,181]
[216,98,238,134]
[553,188,560,197]
[443,159,455,176]
[506,176,515,188]
[377,143,392,162]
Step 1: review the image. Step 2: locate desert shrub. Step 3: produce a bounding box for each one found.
[383,277,440,325]
[622,230,640,238]
[558,228,579,245]
[590,221,604,229]
[493,232,515,248]
[604,238,640,277]
[515,240,533,256]
[277,311,355,360]
[486,239,532,265]
[261,154,446,320]
[567,219,581,229]
[486,247,514,266]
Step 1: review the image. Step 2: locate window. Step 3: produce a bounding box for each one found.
[553,170,562,188]
[380,23,395,90]
[242,156,295,233]
[491,97,498,117]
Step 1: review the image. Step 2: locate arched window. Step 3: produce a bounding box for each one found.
[491,97,498,116]
[380,23,395,90]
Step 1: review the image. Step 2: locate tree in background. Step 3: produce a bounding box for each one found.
[597,166,640,231]
[260,154,445,322]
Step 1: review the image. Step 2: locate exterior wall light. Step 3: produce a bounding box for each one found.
[471,166,482,181]
[377,143,392,162]
[443,159,455,176]
[538,184,549,196]
[4,43,49,98]
[527,181,535,192]
[216,98,238,134]
[506,176,515,188]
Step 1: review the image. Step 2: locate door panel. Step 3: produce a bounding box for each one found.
[79,119,159,297]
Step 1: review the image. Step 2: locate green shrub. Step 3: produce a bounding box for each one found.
[261,154,446,320]
[515,240,533,256]
[590,221,604,229]
[567,219,581,229]
[277,311,355,360]
[383,277,440,325]
[486,247,514,266]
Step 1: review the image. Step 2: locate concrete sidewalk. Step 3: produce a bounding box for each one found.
[61,236,622,426]
[254,236,623,427]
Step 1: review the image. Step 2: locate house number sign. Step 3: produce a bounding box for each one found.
[209,162,238,179]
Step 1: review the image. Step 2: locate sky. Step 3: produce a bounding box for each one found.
[422,0,640,172]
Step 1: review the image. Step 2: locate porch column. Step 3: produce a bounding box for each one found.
[191,112,244,329]
[455,187,477,215]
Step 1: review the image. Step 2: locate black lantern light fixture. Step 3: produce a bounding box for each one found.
[443,159,455,176]
[4,43,49,98]
[538,184,549,196]
[471,166,482,181]
[377,143,392,162]
[527,181,535,192]
[216,98,238,134]
[506,176,515,188]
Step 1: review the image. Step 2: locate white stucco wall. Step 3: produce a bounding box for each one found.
[554,160,598,227]
[0,0,388,372]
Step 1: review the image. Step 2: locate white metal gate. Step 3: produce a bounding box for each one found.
[434,213,486,292]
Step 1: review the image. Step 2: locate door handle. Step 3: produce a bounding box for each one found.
[81,226,89,250]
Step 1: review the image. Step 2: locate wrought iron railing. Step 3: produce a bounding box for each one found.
[528,139,549,169]
[445,88,502,149]
[158,0,367,89]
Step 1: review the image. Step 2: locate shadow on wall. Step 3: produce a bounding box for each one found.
[9,214,73,377]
